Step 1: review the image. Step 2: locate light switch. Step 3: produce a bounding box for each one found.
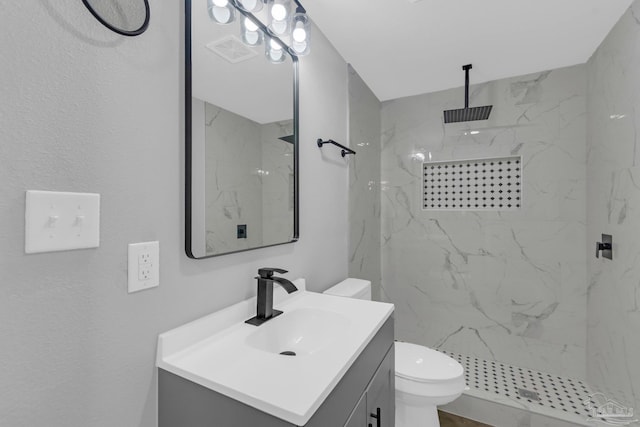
[25,190,100,254]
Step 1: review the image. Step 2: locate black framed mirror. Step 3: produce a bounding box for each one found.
[185,0,299,259]
[82,0,150,36]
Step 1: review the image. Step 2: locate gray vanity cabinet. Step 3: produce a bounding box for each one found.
[344,347,394,427]
[344,395,367,427]
[365,348,394,427]
[159,316,394,427]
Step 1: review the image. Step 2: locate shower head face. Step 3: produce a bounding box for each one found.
[443,105,493,123]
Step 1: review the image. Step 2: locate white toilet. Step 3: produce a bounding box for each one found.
[323,278,466,427]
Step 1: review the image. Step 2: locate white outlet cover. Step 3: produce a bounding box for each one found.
[25,190,100,254]
[128,241,160,293]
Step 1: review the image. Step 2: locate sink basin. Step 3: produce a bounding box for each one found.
[245,308,350,356]
[156,279,394,425]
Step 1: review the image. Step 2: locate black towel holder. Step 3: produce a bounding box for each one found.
[317,139,356,157]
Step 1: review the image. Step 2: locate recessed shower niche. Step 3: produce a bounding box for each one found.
[422,156,522,211]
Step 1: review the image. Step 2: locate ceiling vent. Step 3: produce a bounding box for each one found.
[206,35,258,64]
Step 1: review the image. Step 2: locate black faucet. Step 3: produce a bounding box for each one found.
[245,268,298,326]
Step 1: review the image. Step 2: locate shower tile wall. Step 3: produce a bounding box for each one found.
[204,102,293,253]
[348,65,382,299]
[205,102,263,253]
[380,65,588,379]
[587,0,640,412]
[260,120,295,246]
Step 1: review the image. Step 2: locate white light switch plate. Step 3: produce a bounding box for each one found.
[25,190,100,254]
[128,241,159,293]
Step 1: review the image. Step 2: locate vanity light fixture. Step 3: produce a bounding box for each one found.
[267,0,290,36]
[236,0,263,13]
[291,10,310,56]
[208,0,311,57]
[241,16,263,46]
[265,36,286,63]
[208,0,236,24]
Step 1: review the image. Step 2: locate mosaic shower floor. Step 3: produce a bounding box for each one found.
[441,351,594,424]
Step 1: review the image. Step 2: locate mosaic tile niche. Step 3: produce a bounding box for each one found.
[423,156,521,210]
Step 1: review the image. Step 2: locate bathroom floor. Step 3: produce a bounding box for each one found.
[442,351,592,418]
[439,411,493,426]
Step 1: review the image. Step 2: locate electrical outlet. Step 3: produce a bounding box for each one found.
[128,241,159,293]
[139,252,151,265]
[138,266,152,281]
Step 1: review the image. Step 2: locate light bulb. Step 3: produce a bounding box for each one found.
[239,0,257,10]
[292,27,306,42]
[293,40,307,53]
[271,4,287,21]
[266,37,285,63]
[212,7,232,23]
[244,17,258,32]
[244,31,259,45]
[270,39,283,50]
[291,13,310,55]
[271,20,287,35]
[269,49,284,61]
[212,0,228,7]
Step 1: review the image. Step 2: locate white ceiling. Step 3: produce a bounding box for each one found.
[304,0,634,101]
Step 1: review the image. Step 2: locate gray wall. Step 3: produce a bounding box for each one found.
[347,65,382,300]
[380,65,588,379]
[0,1,349,426]
[587,0,640,412]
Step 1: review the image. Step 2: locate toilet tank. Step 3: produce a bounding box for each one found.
[323,278,371,301]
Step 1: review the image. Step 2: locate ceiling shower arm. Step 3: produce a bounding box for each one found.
[463,64,472,109]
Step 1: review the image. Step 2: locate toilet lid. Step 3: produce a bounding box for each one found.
[395,342,464,383]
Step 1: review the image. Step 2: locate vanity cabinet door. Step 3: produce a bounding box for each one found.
[344,394,367,427]
[366,346,394,427]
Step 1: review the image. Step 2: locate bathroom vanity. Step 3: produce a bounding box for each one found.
[156,280,395,427]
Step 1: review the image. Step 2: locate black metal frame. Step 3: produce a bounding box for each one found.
[82,0,150,37]
[316,139,356,157]
[292,0,306,13]
[185,0,300,259]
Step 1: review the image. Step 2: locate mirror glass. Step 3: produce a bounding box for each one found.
[186,0,299,258]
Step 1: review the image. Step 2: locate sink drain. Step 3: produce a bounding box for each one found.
[279,350,296,356]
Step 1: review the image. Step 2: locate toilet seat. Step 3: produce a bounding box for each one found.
[395,342,464,383]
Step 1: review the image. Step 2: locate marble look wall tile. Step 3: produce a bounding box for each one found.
[587,0,640,414]
[205,103,263,253]
[203,104,294,253]
[348,65,382,299]
[260,120,294,245]
[381,65,587,379]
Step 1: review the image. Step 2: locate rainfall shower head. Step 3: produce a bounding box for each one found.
[278,135,295,144]
[443,64,493,124]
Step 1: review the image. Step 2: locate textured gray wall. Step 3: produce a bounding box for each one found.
[0,1,349,426]
[347,66,382,301]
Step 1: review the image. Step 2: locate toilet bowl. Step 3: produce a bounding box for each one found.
[323,279,466,427]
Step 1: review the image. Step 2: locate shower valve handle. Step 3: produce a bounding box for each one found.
[596,234,613,259]
[596,242,611,258]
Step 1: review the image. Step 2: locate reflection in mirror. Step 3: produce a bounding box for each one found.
[186,0,299,258]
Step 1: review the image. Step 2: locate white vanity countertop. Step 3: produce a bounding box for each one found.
[156,279,394,425]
